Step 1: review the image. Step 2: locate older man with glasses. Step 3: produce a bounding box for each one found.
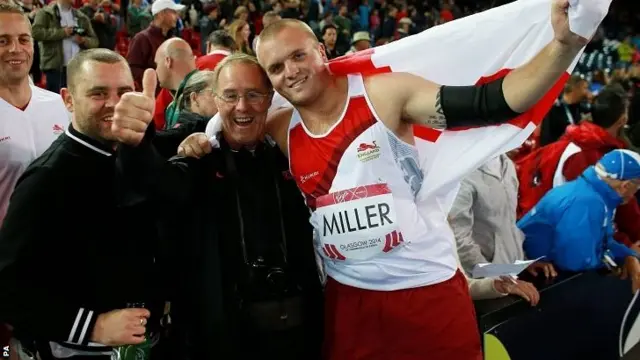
[111,54,324,360]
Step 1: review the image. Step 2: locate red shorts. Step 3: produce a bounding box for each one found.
[323,271,482,360]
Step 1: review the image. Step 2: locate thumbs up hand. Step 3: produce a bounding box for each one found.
[112,69,157,146]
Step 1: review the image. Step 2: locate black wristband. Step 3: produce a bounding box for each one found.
[440,77,521,128]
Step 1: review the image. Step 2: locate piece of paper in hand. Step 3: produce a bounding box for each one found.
[471,257,545,279]
[206,113,223,148]
[568,0,611,40]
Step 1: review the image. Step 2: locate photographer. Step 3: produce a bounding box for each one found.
[32,0,98,93]
[80,0,117,50]
[113,55,323,359]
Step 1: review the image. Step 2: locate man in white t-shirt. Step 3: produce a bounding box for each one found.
[0,2,69,226]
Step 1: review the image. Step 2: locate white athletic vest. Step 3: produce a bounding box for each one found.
[0,85,70,224]
[287,75,457,291]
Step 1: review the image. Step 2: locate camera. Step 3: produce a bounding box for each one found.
[242,260,300,301]
[71,26,86,36]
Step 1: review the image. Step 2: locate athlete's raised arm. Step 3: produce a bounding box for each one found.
[365,0,587,131]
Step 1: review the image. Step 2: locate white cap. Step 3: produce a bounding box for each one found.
[151,0,185,16]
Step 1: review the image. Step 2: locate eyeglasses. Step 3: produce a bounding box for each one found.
[216,91,271,106]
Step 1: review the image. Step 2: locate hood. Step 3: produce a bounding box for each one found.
[562,120,626,151]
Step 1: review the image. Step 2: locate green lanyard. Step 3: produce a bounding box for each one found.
[165,70,198,129]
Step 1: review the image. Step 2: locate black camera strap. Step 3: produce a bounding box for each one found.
[223,144,289,267]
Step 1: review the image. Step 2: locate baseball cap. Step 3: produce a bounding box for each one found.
[151,0,185,16]
[595,149,640,181]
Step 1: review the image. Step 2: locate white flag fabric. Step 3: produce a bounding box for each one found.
[206,0,610,209]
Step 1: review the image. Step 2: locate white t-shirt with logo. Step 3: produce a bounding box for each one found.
[0,85,70,224]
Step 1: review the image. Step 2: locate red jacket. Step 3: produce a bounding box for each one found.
[127,25,170,91]
[560,121,640,246]
[195,50,230,71]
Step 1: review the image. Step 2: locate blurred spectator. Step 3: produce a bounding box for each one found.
[228,18,253,55]
[357,0,369,30]
[318,10,332,32]
[538,75,591,146]
[590,69,609,96]
[233,4,248,22]
[280,0,300,19]
[32,0,98,93]
[127,0,183,90]
[251,10,280,50]
[449,155,525,274]
[155,38,197,129]
[450,154,556,280]
[519,150,640,293]
[127,0,151,37]
[397,17,412,39]
[324,0,338,16]
[80,0,117,50]
[196,29,234,70]
[369,8,379,33]
[321,24,340,59]
[198,3,222,55]
[262,10,281,30]
[440,2,454,23]
[152,70,217,158]
[345,30,370,55]
[333,4,350,50]
[305,0,321,30]
[617,35,636,69]
[379,4,396,39]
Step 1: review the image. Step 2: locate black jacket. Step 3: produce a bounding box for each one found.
[538,100,583,146]
[0,126,165,352]
[152,110,209,159]
[119,132,323,359]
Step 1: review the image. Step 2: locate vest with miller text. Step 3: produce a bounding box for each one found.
[287,74,457,291]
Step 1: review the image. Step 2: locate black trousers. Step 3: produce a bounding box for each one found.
[235,325,320,360]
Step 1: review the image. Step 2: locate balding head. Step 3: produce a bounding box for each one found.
[155,38,196,90]
[158,38,193,60]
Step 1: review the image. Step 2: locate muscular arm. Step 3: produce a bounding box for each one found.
[364,40,582,131]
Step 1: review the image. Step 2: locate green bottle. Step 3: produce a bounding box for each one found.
[113,337,151,360]
[113,302,151,360]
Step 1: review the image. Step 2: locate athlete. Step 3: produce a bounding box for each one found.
[112,0,592,358]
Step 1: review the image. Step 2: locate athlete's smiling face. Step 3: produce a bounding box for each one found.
[257,26,328,107]
[0,12,33,85]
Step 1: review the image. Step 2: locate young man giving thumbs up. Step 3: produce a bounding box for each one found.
[0,49,166,360]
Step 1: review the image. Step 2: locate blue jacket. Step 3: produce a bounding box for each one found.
[517,166,636,271]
